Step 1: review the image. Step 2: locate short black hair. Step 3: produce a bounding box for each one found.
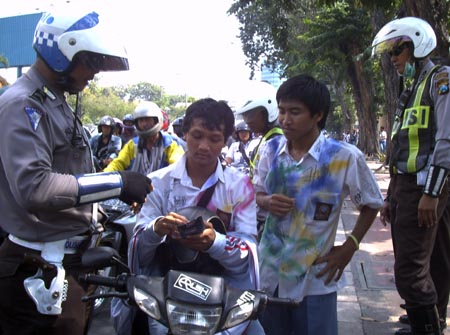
[183,98,235,141]
[276,74,330,129]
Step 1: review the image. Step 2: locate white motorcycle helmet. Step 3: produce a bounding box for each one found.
[133,101,163,137]
[33,8,129,73]
[235,82,278,123]
[371,17,436,59]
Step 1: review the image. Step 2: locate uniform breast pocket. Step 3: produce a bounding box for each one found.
[307,192,340,223]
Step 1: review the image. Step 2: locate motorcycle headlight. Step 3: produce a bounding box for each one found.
[166,299,222,335]
[133,287,161,320]
[223,300,254,329]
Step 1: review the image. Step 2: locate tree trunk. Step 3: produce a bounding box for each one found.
[345,49,379,156]
[334,81,353,134]
[370,8,400,164]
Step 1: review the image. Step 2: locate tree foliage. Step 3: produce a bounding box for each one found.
[229,0,450,156]
[0,54,10,89]
[65,79,194,128]
[230,0,380,154]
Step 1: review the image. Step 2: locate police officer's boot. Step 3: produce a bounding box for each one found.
[406,305,441,335]
[395,316,446,335]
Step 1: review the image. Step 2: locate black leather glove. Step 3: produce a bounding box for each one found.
[118,171,152,205]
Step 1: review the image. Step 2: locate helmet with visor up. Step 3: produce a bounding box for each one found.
[371,17,436,59]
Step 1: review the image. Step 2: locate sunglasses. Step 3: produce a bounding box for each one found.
[388,43,409,57]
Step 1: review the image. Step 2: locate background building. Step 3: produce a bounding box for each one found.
[260,62,284,88]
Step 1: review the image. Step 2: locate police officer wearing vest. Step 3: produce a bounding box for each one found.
[373,17,450,335]
[0,8,152,335]
[234,85,283,239]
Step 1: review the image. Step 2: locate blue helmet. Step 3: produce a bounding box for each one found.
[33,9,129,73]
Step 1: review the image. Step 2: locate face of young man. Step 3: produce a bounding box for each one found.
[184,118,225,168]
[278,100,322,144]
[135,117,159,144]
[100,125,112,137]
[237,130,251,143]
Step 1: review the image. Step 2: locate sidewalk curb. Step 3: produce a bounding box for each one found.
[337,215,364,334]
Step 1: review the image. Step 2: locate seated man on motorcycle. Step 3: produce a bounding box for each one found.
[120,113,136,147]
[124,98,262,335]
[104,101,184,176]
[90,115,122,171]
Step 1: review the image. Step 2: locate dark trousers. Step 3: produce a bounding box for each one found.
[390,174,449,309]
[0,238,93,335]
[430,184,450,320]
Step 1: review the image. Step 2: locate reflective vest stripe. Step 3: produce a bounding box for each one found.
[249,127,283,170]
[392,65,439,174]
[406,78,429,172]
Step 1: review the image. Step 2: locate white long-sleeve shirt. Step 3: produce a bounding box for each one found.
[128,154,259,335]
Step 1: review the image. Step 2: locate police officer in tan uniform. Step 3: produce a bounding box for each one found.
[0,8,152,335]
[373,17,450,335]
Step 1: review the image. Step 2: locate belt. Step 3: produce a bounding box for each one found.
[8,234,89,255]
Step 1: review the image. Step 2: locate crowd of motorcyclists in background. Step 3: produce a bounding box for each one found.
[91,106,268,178]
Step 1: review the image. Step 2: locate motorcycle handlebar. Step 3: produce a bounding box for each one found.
[79,273,127,291]
[263,295,301,308]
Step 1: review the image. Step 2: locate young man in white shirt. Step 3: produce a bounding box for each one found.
[254,74,384,335]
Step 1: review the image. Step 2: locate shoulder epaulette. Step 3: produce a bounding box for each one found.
[29,86,57,104]
[30,88,47,104]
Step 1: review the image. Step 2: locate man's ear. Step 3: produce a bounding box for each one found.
[316,110,324,123]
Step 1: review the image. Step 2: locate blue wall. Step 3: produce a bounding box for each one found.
[0,13,42,68]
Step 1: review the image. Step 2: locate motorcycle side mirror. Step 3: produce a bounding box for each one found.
[82,246,123,269]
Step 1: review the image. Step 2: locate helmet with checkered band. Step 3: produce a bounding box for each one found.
[235,82,278,123]
[33,9,129,73]
[372,17,436,59]
[133,101,163,137]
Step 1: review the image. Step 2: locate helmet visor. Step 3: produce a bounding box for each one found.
[75,51,129,72]
[372,36,412,57]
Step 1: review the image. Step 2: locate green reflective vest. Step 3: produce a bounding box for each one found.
[391,66,440,174]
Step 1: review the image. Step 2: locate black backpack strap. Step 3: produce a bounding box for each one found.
[238,142,251,166]
[196,164,226,208]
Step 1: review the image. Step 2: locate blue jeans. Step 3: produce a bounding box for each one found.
[260,291,337,335]
[148,317,167,335]
[379,140,386,154]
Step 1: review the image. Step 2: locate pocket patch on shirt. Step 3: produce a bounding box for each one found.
[313,202,333,221]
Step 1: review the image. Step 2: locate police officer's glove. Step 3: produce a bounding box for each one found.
[118,171,152,205]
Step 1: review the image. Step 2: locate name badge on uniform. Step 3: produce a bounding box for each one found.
[313,202,333,221]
